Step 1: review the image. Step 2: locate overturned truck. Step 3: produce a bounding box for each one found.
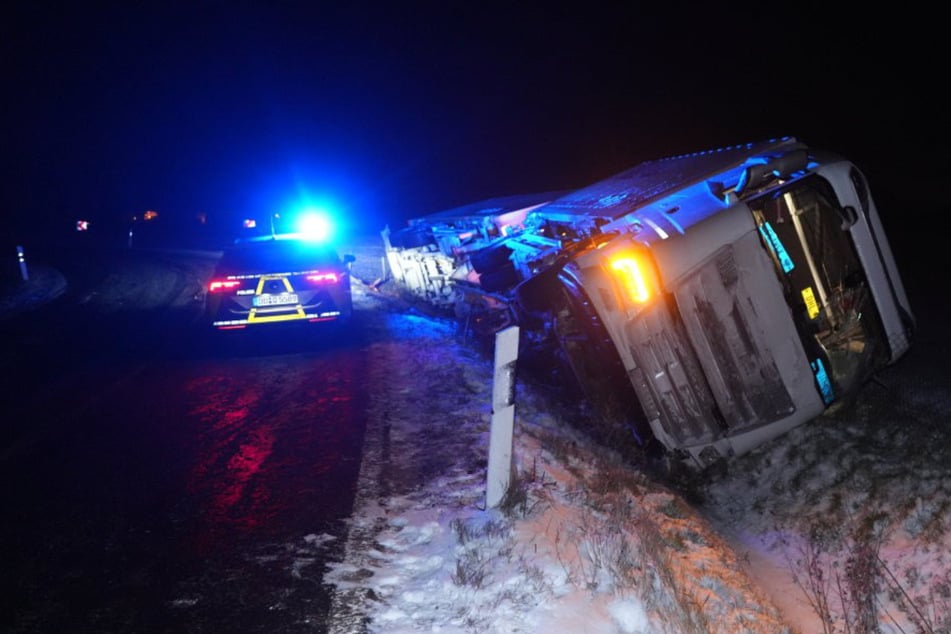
[383,137,915,470]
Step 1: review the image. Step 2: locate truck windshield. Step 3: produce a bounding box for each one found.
[749,176,890,404]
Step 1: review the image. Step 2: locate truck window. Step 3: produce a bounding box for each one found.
[749,177,890,403]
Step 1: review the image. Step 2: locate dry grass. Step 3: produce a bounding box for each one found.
[508,416,793,633]
[782,520,951,634]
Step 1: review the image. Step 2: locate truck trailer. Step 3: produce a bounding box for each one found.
[383,137,915,470]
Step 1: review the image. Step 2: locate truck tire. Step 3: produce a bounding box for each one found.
[513,267,562,315]
[390,227,435,249]
[470,244,513,274]
[551,273,655,458]
[479,262,520,293]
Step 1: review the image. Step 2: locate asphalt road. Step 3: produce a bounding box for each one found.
[0,244,378,633]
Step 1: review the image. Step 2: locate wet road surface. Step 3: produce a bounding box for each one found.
[0,245,374,633]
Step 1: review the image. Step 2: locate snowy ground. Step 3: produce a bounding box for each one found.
[324,236,951,633]
[4,235,949,633]
[325,282,791,633]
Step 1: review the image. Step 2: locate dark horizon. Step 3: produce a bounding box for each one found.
[2,3,945,240]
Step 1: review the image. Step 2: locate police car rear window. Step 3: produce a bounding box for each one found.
[218,241,342,273]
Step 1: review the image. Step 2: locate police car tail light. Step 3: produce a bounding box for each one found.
[208,279,242,293]
[305,272,339,284]
[609,252,655,305]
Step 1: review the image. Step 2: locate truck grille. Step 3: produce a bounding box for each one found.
[625,246,795,447]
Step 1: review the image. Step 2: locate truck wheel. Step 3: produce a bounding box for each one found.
[470,244,513,273]
[551,280,655,457]
[390,227,435,249]
[513,267,562,315]
[479,262,520,293]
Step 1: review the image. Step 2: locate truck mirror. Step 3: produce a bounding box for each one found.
[837,205,859,229]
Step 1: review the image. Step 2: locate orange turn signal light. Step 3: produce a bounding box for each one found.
[609,255,652,304]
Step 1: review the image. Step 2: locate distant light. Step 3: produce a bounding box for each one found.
[243,218,257,229]
[76,220,90,231]
[143,210,159,221]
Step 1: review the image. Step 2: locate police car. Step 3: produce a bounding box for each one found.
[204,217,354,331]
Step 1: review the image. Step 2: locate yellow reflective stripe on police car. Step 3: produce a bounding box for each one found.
[248,274,305,321]
[248,311,309,323]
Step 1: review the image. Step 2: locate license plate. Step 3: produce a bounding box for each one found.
[253,293,299,307]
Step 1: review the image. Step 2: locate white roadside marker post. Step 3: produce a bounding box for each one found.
[17,245,28,281]
[486,325,519,509]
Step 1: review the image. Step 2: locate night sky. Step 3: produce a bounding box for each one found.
[2,3,944,241]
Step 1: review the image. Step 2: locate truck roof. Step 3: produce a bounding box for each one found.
[536,136,806,223]
[412,190,570,227]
